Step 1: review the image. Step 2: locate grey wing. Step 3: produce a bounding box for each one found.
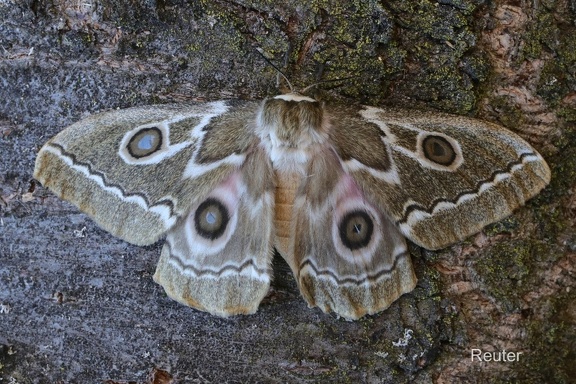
[34,101,261,245]
[153,147,275,316]
[327,105,551,250]
[281,147,417,320]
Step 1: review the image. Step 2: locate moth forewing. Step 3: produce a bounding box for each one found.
[326,104,551,250]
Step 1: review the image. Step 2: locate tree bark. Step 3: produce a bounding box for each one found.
[1,0,574,382]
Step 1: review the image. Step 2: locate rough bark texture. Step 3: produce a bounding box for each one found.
[1,0,575,383]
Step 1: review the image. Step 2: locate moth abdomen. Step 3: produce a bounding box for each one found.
[273,170,301,259]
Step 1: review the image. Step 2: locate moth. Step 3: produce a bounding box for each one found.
[34,92,551,319]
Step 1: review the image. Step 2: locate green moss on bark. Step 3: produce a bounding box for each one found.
[518,4,576,106]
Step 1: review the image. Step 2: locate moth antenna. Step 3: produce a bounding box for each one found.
[301,76,358,94]
[255,48,294,92]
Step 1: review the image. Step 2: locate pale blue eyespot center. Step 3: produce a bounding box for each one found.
[206,212,216,224]
[138,134,156,150]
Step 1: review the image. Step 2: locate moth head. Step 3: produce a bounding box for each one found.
[255,93,331,171]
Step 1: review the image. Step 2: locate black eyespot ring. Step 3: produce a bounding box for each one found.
[194,198,229,240]
[422,135,457,166]
[338,210,374,250]
[127,127,163,159]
